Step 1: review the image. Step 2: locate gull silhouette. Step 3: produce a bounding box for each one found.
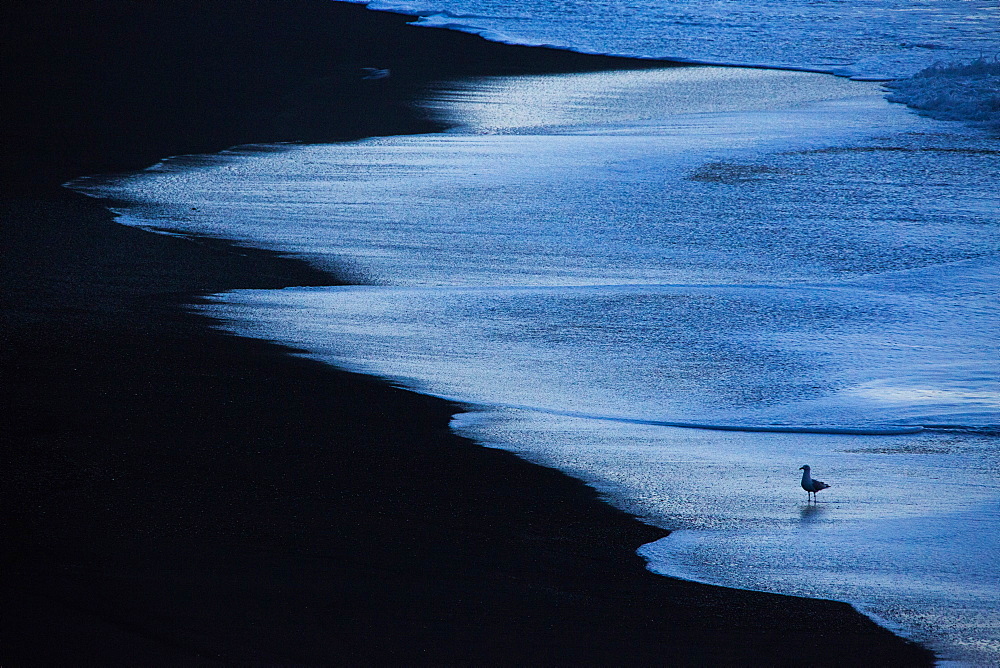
[799,464,831,502]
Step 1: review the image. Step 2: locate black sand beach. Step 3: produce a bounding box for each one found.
[2,1,935,664]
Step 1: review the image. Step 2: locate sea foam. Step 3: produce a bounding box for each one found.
[73,63,1000,666]
[885,58,1000,131]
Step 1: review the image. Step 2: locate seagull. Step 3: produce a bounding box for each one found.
[799,464,831,502]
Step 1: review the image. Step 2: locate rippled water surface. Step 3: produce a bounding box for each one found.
[358,0,999,78]
[73,67,1000,664]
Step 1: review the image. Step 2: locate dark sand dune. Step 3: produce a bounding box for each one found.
[2,1,933,664]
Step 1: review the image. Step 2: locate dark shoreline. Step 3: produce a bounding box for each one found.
[2,1,935,664]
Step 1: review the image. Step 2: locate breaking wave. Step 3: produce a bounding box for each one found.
[884,57,1000,131]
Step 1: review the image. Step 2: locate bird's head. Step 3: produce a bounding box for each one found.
[799,465,810,471]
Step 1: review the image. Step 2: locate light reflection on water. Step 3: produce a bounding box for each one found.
[368,0,999,79]
[72,67,1000,664]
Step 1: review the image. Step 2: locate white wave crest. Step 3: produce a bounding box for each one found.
[884,57,1000,131]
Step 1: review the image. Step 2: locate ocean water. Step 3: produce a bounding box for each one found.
[72,3,999,665]
[358,0,999,79]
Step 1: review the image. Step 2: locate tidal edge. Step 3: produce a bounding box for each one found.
[2,1,936,664]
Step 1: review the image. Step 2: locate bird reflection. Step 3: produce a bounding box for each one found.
[799,503,827,523]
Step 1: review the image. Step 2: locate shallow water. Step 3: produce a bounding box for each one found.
[358,0,998,79]
[73,67,1000,664]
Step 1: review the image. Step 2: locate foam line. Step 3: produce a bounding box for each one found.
[436,392,927,435]
[408,17,849,76]
[605,417,925,435]
[540,411,925,435]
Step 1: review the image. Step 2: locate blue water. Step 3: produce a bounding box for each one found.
[359,0,999,79]
[72,3,999,664]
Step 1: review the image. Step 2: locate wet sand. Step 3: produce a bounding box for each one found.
[1,1,935,664]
